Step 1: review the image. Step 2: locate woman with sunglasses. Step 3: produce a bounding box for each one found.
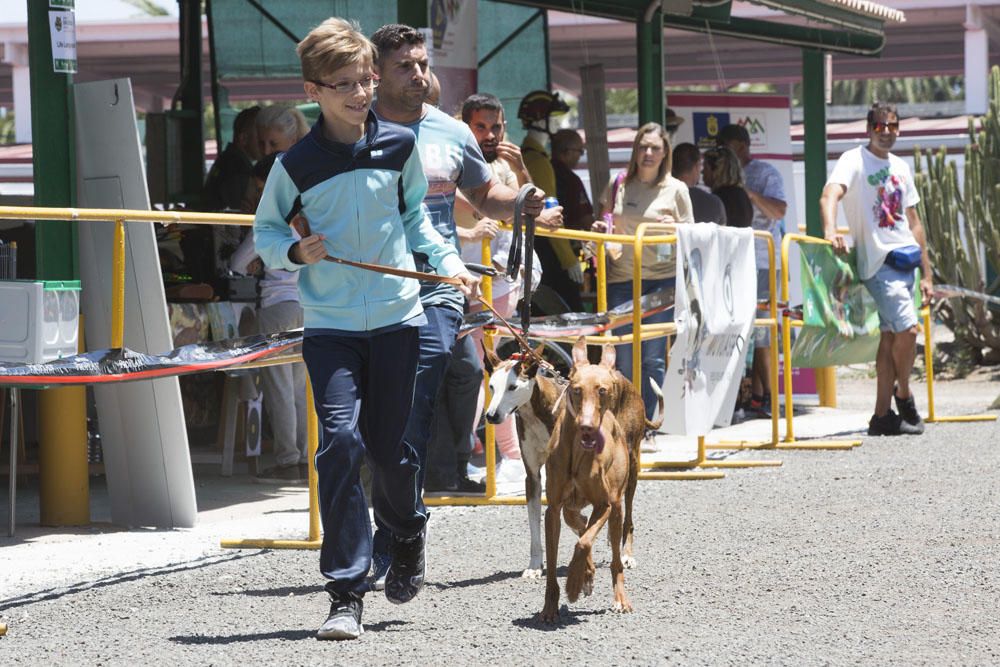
[702,146,752,229]
[592,122,694,420]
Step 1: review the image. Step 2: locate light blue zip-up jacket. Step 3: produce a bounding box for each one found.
[253,112,466,332]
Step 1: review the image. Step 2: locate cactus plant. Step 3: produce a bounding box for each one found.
[914,66,1000,366]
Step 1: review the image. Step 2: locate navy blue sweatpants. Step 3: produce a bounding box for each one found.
[302,328,427,597]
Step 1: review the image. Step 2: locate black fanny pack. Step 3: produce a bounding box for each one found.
[885,245,922,271]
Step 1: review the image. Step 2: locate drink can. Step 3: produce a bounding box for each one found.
[543,196,559,209]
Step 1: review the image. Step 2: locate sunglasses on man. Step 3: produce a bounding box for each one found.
[870,121,899,134]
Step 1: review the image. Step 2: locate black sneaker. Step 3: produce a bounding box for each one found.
[317,592,363,640]
[894,391,925,434]
[255,463,307,485]
[367,550,391,592]
[385,527,426,605]
[424,476,485,494]
[868,410,904,436]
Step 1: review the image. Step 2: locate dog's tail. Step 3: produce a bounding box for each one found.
[646,378,665,431]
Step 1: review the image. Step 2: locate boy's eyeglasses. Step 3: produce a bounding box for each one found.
[311,75,380,95]
[870,121,899,134]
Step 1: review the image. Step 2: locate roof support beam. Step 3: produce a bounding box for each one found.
[663,14,885,55]
[801,49,827,238]
[637,6,665,126]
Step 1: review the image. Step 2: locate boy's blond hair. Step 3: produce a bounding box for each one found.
[296,18,376,82]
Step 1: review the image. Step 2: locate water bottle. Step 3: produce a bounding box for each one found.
[543,196,559,209]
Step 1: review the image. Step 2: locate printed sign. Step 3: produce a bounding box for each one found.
[692,112,730,148]
[49,10,77,74]
[663,224,757,435]
[733,114,767,148]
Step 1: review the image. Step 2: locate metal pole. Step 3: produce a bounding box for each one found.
[802,49,837,407]
[637,9,665,127]
[111,219,126,349]
[8,388,17,538]
[28,0,89,528]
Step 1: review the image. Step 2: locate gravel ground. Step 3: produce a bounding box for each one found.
[2,371,999,666]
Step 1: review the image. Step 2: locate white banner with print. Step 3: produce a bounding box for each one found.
[663,224,756,436]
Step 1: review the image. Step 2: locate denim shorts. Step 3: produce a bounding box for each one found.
[753,268,778,348]
[863,261,918,333]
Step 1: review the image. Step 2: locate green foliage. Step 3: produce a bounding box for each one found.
[791,76,962,107]
[605,89,638,116]
[0,113,14,144]
[914,66,1000,365]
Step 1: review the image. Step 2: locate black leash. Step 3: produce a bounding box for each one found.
[511,184,537,336]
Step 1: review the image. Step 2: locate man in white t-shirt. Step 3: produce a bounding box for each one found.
[820,102,934,437]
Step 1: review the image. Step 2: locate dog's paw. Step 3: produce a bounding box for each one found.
[538,604,560,624]
[521,567,543,579]
[582,568,594,597]
[611,597,634,614]
[622,554,637,569]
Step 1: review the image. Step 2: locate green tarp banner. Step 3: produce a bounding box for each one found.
[792,245,880,368]
[792,245,923,367]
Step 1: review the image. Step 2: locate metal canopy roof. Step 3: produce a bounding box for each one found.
[501,0,904,55]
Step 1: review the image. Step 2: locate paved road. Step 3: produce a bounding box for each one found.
[1,374,998,665]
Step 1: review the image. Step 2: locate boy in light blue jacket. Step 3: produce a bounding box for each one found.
[253,17,478,641]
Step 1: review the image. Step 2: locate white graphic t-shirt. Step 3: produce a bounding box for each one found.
[827,145,920,280]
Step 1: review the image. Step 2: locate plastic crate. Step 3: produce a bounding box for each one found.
[0,280,81,364]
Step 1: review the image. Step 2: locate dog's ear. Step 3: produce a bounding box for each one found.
[532,341,546,358]
[482,339,502,374]
[572,336,589,367]
[522,359,540,379]
[600,343,616,369]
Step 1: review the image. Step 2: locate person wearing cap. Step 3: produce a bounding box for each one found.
[518,90,583,313]
[664,107,685,140]
[717,123,787,418]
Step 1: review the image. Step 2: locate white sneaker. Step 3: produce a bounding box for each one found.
[495,457,525,485]
[466,463,486,483]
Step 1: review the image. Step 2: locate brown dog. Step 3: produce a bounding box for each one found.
[540,338,637,622]
[484,341,663,578]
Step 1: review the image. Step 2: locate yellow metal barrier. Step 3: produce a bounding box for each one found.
[774,233,862,450]
[921,308,996,424]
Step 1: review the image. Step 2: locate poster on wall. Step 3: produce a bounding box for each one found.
[668,92,816,400]
[428,0,477,116]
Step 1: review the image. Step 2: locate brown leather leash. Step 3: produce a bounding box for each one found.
[286,189,550,371]
[318,254,550,370]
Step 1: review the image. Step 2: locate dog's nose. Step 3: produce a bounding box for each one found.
[485,411,502,425]
[579,423,597,437]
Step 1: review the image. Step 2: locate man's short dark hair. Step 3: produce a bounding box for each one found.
[671,142,701,178]
[551,128,583,155]
[866,101,898,126]
[233,105,260,138]
[370,23,424,63]
[716,124,750,147]
[461,93,504,123]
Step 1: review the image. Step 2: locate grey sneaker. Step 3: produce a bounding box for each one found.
[255,463,306,485]
[385,527,426,605]
[317,593,363,640]
[894,391,925,434]
[367,550,391,592]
